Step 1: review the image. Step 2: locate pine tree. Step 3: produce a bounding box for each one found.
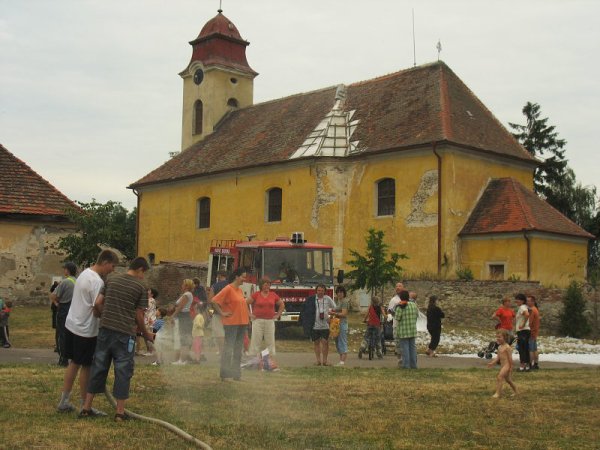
[559,281,591,338]
[509,102,568,198]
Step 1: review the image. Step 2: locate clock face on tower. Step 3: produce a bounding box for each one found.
[193,68,204,85]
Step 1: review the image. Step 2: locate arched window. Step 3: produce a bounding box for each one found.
[267,188,282,222]
[377,178,395,216]
[227,98,239,108]
[194,100,203,135]
[197,197,210,229]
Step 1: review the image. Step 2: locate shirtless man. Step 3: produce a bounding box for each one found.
[487,329,517,398]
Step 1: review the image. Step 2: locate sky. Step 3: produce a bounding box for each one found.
[1,0,598,211]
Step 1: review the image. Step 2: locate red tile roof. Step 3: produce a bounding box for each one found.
[460,178,594,239]
[188,11,257,76]
[131,61,535,188]
[0,144,78,217]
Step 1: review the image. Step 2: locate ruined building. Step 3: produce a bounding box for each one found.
[0,144,77,302]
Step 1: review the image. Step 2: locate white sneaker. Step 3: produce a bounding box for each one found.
[337,361,345,366]
[57,402,75,413]
[171,360,187,365]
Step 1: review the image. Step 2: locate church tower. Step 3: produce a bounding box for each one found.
[180,9,257,150]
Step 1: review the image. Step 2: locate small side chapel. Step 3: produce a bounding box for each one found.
[130,9,592,287]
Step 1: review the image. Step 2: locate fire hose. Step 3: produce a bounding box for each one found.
[104,389,213,450]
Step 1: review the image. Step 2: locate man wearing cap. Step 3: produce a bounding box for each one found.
[51,262,78,367]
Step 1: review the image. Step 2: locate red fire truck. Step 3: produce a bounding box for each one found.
[207,232,336,325]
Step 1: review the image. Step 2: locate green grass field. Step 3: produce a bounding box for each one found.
[1,363,598,449]
[3,306,599,449]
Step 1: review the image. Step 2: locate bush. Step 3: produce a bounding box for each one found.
[455,267,474,281]
[559,281,591,338]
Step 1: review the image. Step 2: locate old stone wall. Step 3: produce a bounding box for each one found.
[0,221,75,305]
[144,262,209,306]
[352,280,593,335]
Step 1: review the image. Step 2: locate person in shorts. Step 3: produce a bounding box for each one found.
[56,250,118,414]
[80,257,151,421]
[51,261,78,366]
[301,284,336,366]
[527,295,541,370]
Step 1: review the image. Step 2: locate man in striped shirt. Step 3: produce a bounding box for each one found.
[80,257,152,421]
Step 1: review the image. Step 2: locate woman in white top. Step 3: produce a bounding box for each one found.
[173,279,194,365]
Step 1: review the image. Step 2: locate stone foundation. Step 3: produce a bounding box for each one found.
[353,280,596,335]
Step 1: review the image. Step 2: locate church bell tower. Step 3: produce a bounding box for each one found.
[180,9,257,150]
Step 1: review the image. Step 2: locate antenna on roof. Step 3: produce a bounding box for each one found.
[437,39,442,61]
[412,9,417,67]
[218,0,223,13]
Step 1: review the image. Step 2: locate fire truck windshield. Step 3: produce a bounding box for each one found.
[262,248,333,286]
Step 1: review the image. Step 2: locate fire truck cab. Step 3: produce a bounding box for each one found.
[207,232,335,325]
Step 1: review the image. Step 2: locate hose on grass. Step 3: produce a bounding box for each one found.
[104,389,213,450]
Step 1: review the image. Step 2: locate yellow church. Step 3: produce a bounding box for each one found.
[130,9,593,288]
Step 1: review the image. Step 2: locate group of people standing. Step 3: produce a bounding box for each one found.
[492,293,541,371]
[355,282,445,369]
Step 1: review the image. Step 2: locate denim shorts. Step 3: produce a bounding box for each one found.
[87,328,135,400]
[529,338,538,352]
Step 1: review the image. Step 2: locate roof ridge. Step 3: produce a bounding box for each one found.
[438,63,453,140]
[513,179,594,237]
[439,67,534,162]
[348,61,444,88]
[250,61,445,109]
[510,178,535,230]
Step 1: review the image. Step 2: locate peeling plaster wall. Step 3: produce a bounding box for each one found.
[310,165,338,229]
[310,162,360,268]
[406,169,438,227]
[0,220,74,304]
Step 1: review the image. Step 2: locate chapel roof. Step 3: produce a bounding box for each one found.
[0,143,78,218]
[187,10,256,76]
[197,10,244,41]
[459,177,594,239]
[131,61,535,188]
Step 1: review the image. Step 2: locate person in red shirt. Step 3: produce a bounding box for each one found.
[358,297,385,359]
[247,277,284,356]
[527,295,541,370]
[211,268,250,381]
[491,297,515,338]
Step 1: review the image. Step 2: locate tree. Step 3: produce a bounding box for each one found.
[510,102,600,272]
[559,281,591,338]
[59,200,137,266]
[346,228,407,300]
[509,102,568,198]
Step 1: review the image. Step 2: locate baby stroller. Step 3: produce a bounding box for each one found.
[380,314,394,355]
[477,341,499,359]
[477,330,515,359]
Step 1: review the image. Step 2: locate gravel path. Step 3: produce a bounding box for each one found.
[0,347,594,369]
